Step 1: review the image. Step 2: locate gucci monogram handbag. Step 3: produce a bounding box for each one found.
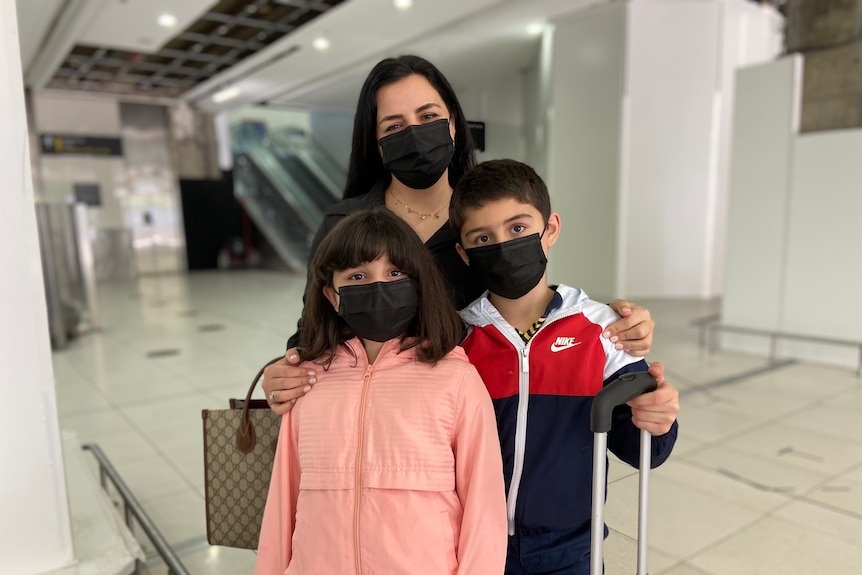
[202,356,283,549]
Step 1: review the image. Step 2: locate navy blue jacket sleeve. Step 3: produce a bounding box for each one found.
[604,361,678,469]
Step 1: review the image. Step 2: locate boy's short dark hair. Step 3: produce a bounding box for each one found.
[449,159,551,238]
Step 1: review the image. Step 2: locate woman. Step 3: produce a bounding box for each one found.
[263,55,655,413]
[255,209,506,574]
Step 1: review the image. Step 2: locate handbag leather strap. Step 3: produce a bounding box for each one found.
[237,356,286,453]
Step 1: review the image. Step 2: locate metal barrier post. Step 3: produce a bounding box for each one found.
[82,443,190,575]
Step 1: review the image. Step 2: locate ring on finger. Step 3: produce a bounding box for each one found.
[269,390,276,402]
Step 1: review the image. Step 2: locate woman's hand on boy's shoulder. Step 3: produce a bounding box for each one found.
[262,349,317,415]
[604,299,654,357]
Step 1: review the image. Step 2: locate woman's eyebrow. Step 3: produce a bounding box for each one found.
[379,102,441,124]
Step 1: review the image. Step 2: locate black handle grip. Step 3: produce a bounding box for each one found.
[590,372,658,433]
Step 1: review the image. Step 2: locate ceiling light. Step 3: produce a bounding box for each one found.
[212,86,241,103]
[312,36,330,51]
[157,13,178,28]
[526,22,544,36]
[394,0,413,10]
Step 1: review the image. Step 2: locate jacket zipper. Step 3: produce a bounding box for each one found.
[505,345,530,535]
[354,362,374,574]
[487,306,581,536]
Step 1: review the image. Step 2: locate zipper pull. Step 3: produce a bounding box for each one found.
[521,347,529,373]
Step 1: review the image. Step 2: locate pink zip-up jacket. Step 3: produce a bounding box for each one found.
[254,338,507,575]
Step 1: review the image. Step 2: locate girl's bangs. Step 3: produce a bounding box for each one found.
[326,216,416,274]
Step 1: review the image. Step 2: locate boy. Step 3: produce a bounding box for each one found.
[450,159,679,575]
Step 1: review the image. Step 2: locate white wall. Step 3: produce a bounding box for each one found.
[521,40,549,181]
[34,93,122,134]
[722,56,862,371]
[34,94,129,232]
[722,57,802,341]
[623,1,721,299]
[546,3,627,304]
[458,69,526,163]
[710,3,785,295]
[532,0,782,301]
[780,130,862,366]
[0,0,74,571]
[620,0,782,299]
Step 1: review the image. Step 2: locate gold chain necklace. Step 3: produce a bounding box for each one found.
[390,191,447,220]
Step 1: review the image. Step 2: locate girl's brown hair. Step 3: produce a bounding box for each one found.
[299,208,464,366]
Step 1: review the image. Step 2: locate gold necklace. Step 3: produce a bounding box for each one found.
[390,192,447,220]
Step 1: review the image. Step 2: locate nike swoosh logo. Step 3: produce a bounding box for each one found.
[550,341,582,352]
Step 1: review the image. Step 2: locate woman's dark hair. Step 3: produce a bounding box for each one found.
[343,55,476,199]
[300,208,464,365]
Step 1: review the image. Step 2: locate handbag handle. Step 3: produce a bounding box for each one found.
[237,356,287,453]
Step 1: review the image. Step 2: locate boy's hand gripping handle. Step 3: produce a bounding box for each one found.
[590,372,658,433]
[590,372,657,575]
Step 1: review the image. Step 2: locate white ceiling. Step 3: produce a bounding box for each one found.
[16,0,603,113]
[15,0,65,70]
[81,0,216,53]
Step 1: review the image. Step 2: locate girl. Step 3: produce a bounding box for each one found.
[254,208,507,575]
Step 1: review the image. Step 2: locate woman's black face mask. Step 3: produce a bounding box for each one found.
[379,119,455,190]
[465,233,548,300]
[337,278,420,342]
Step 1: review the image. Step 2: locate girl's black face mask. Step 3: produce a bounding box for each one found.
[379,119,455,190]
[337,278,420,342]
[465,234,548,300]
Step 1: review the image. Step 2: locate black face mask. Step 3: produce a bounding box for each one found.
[337,278,420,342]
[465,234,548,300]
[379,119,455,189]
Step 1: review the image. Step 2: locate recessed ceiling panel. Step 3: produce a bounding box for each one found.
[47,0,346,98]
[81,0,217,53]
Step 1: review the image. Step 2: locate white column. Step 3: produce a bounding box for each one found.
[543,0,782,301]
[0,0,74,572]
[546,2,628,304]
[722,57,802,347]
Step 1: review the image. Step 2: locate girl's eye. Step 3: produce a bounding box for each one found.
[421,113,439,121]
[389,269,406,277]
[347,273,365,281]
[512,224,525,234]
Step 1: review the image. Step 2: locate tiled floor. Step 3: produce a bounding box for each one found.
[52,271,862,574]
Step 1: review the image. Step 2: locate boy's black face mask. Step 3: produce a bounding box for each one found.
[337,278,420,342]
[465,234,548,300]
[379,119,454,190]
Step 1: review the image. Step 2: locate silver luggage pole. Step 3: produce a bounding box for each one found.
[590,372,657,575]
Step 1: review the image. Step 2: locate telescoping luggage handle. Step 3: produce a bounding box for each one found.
[589,372,658,575]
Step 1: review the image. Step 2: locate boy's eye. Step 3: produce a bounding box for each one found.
[512,224,526,234]
[476,234,490,244]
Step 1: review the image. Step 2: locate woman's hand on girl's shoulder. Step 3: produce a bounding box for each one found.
[262,349,318,415]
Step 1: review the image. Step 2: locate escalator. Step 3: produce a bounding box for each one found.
[232,124,345,271]
[268,128,345,205]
